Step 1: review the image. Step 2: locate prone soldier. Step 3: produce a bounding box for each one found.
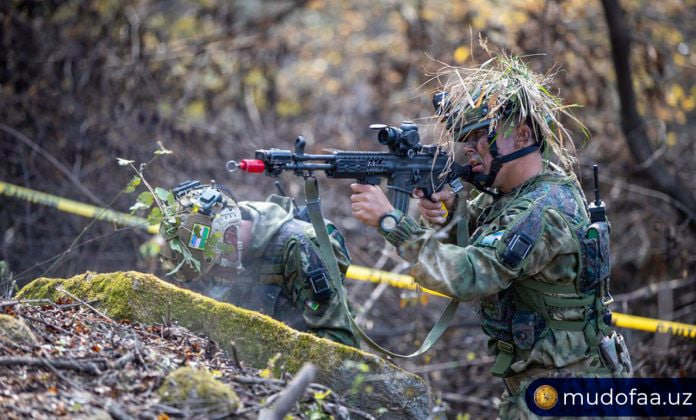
[159,180,359,348]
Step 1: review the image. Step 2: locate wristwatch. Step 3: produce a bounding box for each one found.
[378,209,403,235]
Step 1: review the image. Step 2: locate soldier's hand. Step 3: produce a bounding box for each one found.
[350,184,394,227]
[415,189,455,225]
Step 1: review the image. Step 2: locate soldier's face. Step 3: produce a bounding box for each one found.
[461,126,520,189]
[461,128,493,175]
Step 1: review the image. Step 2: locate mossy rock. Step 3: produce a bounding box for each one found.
[158,366,240,416]
[18,271,432,419]
[0,314,38,347]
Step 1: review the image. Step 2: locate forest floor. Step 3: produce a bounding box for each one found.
[1,296,693,419]
[0,298,370,419]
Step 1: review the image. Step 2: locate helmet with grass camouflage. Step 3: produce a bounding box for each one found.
[159,181,243,281]
[432,53,582,171]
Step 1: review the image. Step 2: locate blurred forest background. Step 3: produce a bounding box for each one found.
[1,0,695,416]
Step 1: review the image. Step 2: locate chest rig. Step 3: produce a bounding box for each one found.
[477,175,612,377]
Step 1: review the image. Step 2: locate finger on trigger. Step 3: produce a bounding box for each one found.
[350,183,369,192]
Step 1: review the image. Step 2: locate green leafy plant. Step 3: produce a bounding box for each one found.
[117,141,205,276]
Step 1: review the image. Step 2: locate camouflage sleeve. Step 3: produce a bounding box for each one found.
[383,200,578,302]
[282,235,359,348]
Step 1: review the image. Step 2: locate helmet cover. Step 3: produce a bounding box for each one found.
[159,182,243,281]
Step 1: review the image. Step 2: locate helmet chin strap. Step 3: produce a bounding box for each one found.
[470,130,541,196]
[217,219,245,275]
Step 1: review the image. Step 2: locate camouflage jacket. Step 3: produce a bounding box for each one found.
[188,195,358,348]
[382,163,626,376]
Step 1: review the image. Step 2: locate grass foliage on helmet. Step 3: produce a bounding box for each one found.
[430,50,588,171]
[158,182,243,281]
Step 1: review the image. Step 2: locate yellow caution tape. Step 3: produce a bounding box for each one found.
[0,181,159,234]
[4,181,695,338]
[611,312,696,338]
[346,265,448,298]
[347,269,696,338]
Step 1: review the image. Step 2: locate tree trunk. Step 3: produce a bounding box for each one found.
[601,0,696,229]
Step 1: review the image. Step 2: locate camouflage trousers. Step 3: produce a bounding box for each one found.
[497,355,631,420]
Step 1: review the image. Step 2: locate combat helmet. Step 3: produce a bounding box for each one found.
[159,180,244,281]
[431,53,582,191]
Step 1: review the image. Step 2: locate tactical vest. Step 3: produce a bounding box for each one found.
[473,176,612,377]
[208,218,345,332]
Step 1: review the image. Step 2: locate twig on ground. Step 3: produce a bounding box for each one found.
[103,398,134,420]
[323,402,376,419]
[41,357,87,391]
[0,299,54,307]
[0,356,102,375]
[259,363,317,420]
[114,351,135,370]
[19,313,71,335]
[441,392,498,408]
[55,286,111,322]
[229,340,242,370]
[231,375,285,386]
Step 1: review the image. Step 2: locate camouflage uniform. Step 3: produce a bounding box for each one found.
[181,195,359,348]
[381,163,631,418]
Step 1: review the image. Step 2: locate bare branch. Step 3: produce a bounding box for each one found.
[258,363,317,420]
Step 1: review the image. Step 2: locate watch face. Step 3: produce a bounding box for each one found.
[380,215,398,232]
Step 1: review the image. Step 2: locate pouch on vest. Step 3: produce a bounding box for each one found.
[598,333,620,372]
[511,311,546,350]
[580,221,611,292]
[616,333,632,374]
[599,331,632,374]
[478,290,515,342]
[300,237,334,302]
[307,268,331,302]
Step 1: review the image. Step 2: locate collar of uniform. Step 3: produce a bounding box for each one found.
[499,160,570,200]
[478,162,571,225]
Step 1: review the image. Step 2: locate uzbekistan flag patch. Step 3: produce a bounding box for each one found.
[189,223,211,250]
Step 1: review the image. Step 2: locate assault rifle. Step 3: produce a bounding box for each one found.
[227,121,473,214]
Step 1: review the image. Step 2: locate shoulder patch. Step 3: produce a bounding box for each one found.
[500,232,535,269]
[479,230,505,247]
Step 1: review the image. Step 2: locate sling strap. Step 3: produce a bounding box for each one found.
[304,177,459,358]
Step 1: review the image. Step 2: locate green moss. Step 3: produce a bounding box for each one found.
[18,271,433,418]
[19,272,143,319]
[16,276,65,302]
[158,366,240,414]
[0,314,38,347]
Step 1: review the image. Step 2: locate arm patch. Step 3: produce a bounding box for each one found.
[500,232,534,269]
[479,230,505,247]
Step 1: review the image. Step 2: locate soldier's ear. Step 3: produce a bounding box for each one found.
[515,124,532,149]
